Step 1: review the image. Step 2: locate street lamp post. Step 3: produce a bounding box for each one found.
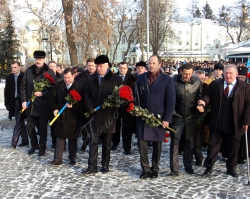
[146,0,149,61]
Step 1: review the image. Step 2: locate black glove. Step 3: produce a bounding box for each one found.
[6,106,10,111]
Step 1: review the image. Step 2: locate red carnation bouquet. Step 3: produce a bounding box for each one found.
[84,84,176,133]
[50,89,81,126]
[65,89,82,104]
[21,73,55,113]
[84,85,134,117]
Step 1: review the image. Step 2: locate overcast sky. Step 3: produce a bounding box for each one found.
[175,0,238,15]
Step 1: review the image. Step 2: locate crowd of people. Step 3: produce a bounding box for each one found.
[4,50,250,179]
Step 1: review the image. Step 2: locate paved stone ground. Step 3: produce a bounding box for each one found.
[0,109,250,199]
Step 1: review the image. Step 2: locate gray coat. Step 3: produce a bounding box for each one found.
[136,72,176,142]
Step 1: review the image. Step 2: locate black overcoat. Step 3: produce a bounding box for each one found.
[202,78,250,139]
[4,71,25,120]
[50,80,84,139]
[20,64,56,118]
[84,70,123,134]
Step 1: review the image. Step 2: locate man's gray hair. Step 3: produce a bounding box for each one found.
[195,70,205,76]
[224,64,237,72]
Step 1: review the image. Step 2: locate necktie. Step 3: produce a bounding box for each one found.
[224,83,229,97]
[66,84,70,89]
[122,76,125,81]
[99,77,103,85]
[14,75,18,98]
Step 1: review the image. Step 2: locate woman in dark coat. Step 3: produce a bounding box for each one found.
[50,68,84,165]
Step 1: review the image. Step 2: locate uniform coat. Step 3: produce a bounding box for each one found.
[136,72,176,142]
[50,80,84,139]
[4,71,25,120]
[20,63,56,118]
[84,70,123,134]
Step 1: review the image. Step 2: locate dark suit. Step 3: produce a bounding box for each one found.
[136,71,176,172]
[50,72,64,146]
[50,80,83,162]
[20,64,56,151]
[202,78,250,171]
[112,72,136,152]
[84,70,123,171]
[75,70,96,149]
[4,71,28,146]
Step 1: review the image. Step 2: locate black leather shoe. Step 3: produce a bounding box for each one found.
[11,145,16,149]
[169,171,179,177]
[69,160,76,165]
[28,147,36,155]
[38,150,45,156]
[81,168,97,175]
[50,160,62,165]
[51,144,56,149]
[124,150,131,155]
[227,169,238,177]
[101,167,109,173]
[139,171,151,179]
[111,145,117,151]
[81,144,87,152]
[18,141,29,147]
[195,161,202,166]
[151,171,158,179]
[185,168,194,174]
[203,168,212,177]
[237,160,246,164]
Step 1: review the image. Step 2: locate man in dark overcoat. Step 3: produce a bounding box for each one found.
[198,64,250,177]
[4,61,29,148]
[82,55,123,175]
[75,57,97,152]
[50,68,83,165]
[20,51,56,156]
[136,55,176,179]
[48,60,64,148]
[112,61,136,154]
[170,64,203,176]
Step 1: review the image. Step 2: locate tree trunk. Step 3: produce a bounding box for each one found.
[62,0,78,66]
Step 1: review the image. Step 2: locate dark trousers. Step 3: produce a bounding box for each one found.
[170,122,194,172]
[204,131,241,171]
[50,111,57,145]
[27,116,48,149]
[54,137,77,162]
[194,124,208,163]
[12,99,28,146]
[112,114,133,152]
[138,139,162,172]
[88,133,113,170]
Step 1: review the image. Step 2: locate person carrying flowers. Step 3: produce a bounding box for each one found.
[82,55,123,175]
[20,51,56,156]
[136,55,176,179]
[49,68,84,166]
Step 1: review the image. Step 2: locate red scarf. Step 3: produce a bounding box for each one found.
[148,70,161,86]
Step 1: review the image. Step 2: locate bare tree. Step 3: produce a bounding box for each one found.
[218,1,250,44]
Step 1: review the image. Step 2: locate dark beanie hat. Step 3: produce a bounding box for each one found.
[94,55,109,64]
[214,62,224,70]
[136,61,146,68]
[237,67,248,76]
[33,50,46,58]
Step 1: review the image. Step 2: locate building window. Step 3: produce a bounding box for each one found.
[122,35,126,44]
[122,52,125,59]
